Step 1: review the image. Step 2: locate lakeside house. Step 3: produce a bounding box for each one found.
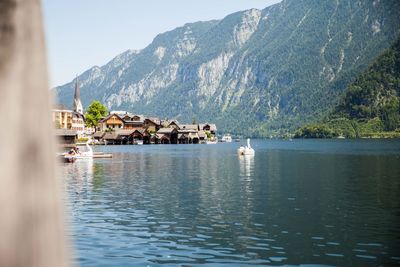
[55,129,78,147]
[157,127,178,144]
[52,106,85,135]
[98,112,162,133]
[52,78,217,145]
[94,113,217,145]
[199,123,217,136]
[101,128,153,145]
[98,113,125,131]
[144,118,161,132]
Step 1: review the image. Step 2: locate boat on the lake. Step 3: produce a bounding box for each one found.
[59,142,113,162]
[238,138,255,156]
[72,141,94,159]
[221,134,232,143]
[59,141,112,162]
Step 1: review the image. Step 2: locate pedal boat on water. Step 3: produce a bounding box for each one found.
[238,139,255,156]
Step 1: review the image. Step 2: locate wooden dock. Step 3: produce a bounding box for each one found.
[92,153,112,158]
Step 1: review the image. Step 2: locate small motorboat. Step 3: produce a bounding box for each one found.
[238,138,255,156]
[221,134,232,143]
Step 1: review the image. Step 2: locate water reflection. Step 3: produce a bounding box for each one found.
[60,140,400,267]
[239,154,254,178]
[64,159,94,189]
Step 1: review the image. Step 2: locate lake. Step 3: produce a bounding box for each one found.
[60,139,400,266]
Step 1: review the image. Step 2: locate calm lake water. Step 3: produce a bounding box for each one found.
[60,139,400,267]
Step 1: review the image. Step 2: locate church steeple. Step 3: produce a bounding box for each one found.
[73,76,83,114]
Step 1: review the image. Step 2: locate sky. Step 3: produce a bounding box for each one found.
[43,0,281,87]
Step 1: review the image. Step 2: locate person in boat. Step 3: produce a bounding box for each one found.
[68,147,80,155]
[68,148,76,156]
[68,147,76,155]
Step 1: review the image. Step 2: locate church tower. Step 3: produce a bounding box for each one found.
[73,76,83,114]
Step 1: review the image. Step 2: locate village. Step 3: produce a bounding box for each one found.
[52,79,217,146]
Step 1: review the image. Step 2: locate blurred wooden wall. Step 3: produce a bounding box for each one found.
[0,0,71,266]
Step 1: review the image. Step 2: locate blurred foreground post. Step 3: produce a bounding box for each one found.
[0,0,71,267]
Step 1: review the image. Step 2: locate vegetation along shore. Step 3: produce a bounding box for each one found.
[294,37,400,139]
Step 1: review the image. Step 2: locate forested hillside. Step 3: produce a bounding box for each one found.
[295,37,400,138]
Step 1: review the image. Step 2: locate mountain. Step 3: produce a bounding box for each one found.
[295,36,400,138]
[54,0,400,137]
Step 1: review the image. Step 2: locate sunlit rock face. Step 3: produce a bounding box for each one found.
[54,0,400,136]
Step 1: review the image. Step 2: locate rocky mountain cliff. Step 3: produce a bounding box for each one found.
[54,0,400,136]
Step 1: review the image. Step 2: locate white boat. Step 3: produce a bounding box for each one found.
[221,134,232,143]
[75,141,94,159]
[62,141,94,161]
[238,139,255,156]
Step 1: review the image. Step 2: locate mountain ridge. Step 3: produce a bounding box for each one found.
[54,0,400,136]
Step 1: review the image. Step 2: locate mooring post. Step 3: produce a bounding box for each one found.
[0,0,71,266]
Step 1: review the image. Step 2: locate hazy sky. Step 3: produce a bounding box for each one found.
[43,0,281,87]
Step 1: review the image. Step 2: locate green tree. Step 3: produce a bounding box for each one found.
[294,124,336,138]
[85,100,108,129]
[381,98,400,131]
